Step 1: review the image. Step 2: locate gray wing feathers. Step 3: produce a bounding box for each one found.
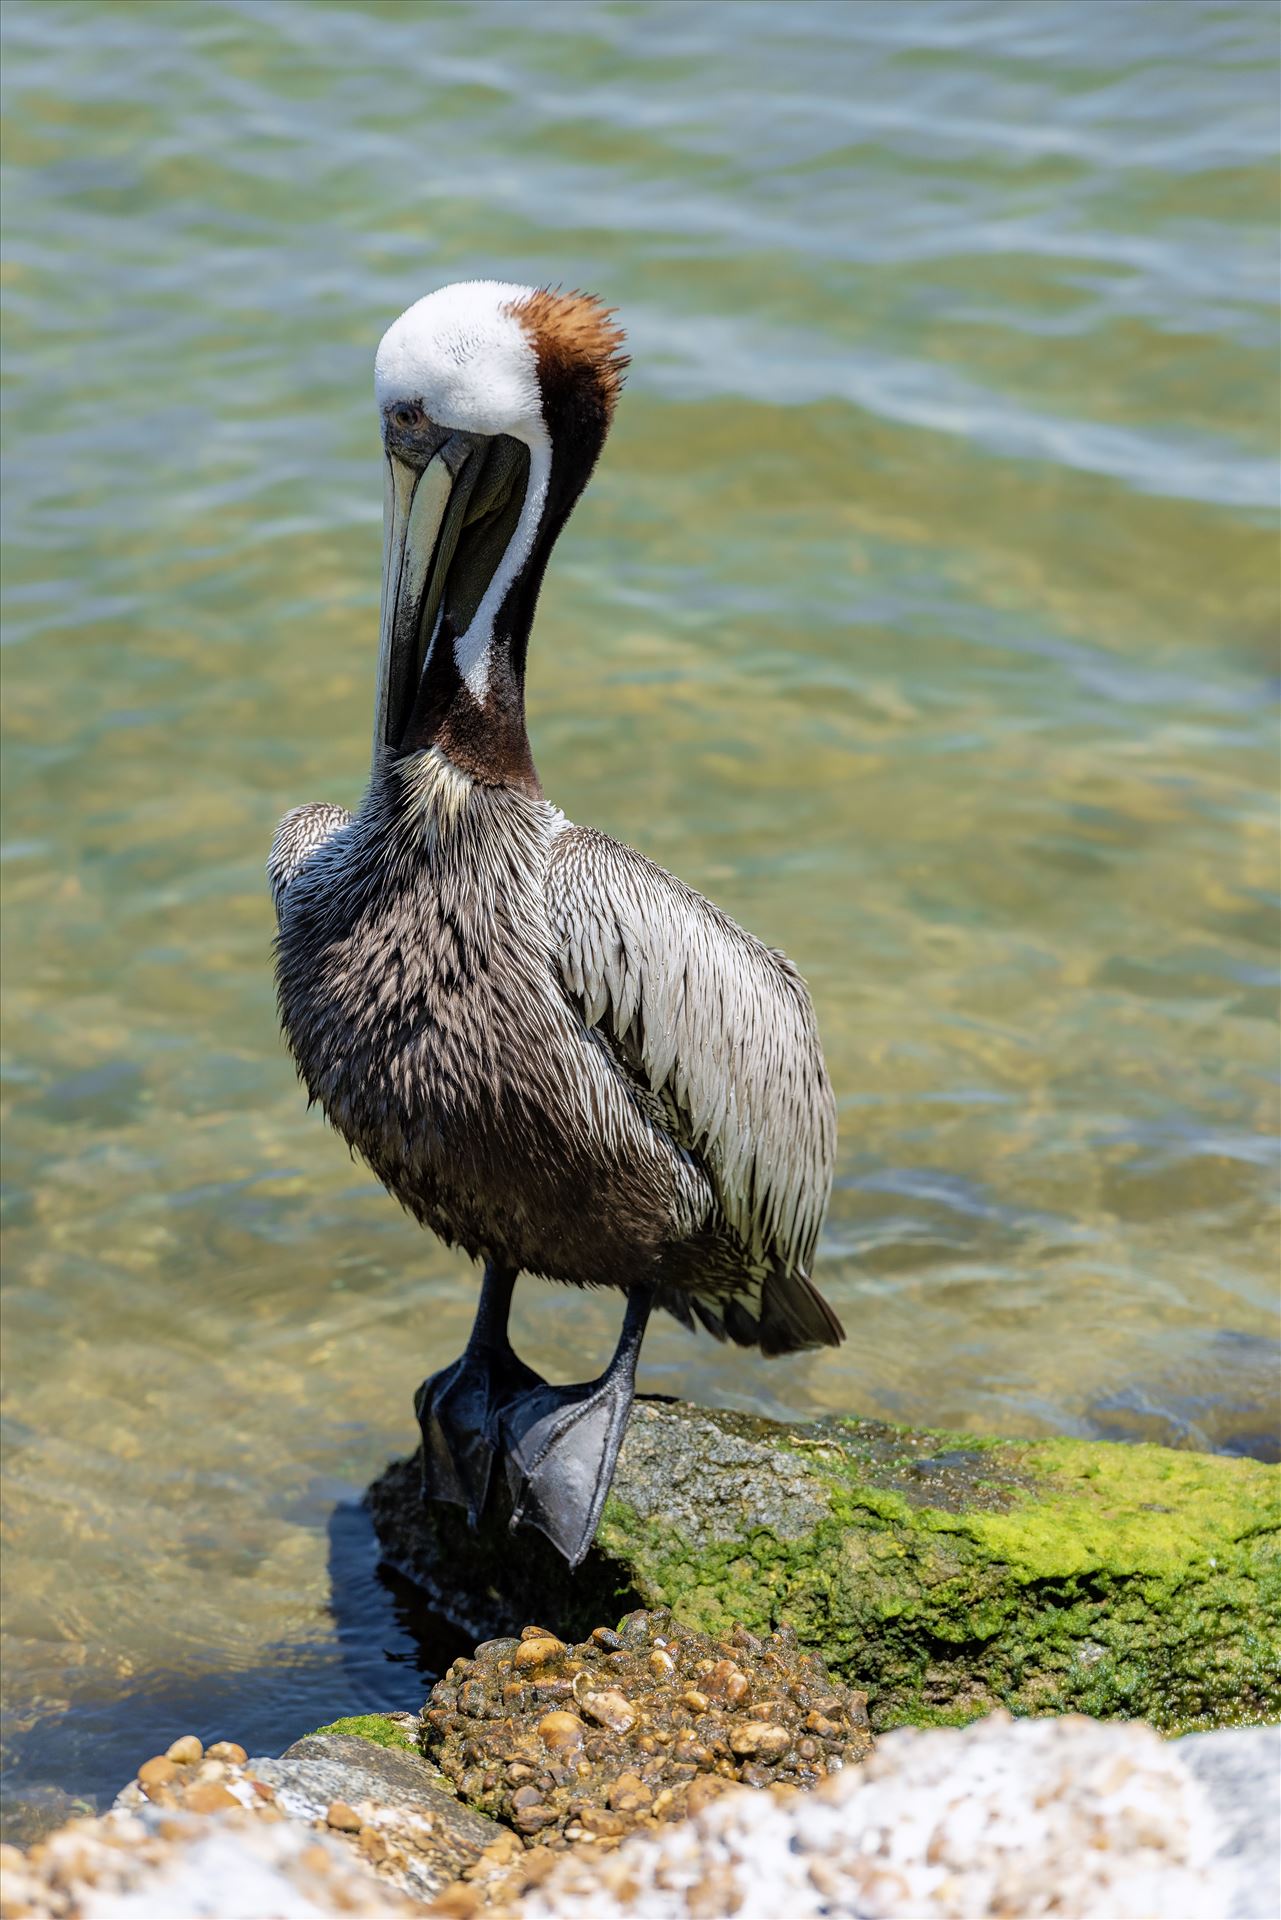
[268,802,353,916]
[547,827,837,1290]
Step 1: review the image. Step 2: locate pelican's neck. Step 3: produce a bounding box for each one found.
[400,433,553,796]
[395,362,615,796]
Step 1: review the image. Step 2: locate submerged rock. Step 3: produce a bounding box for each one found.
[367,1397,1281,1732]
[421,1608,871,1848]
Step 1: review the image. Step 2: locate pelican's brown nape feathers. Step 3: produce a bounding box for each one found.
[269,279,841,1567]
[516,285,630,413]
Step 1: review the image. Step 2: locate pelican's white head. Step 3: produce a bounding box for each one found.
[374,280,545,445]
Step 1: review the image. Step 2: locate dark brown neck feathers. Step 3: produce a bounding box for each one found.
[414,641,541,795]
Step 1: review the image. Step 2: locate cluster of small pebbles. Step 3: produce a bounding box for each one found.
[113,1733,258,1819]
[420,1607,872,1850]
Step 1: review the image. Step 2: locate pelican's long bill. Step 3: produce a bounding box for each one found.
[373,431,530,763]
[374,435,471,764]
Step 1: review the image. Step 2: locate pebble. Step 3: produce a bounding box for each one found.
[683,1775,730,1817]
[512,1802,558,1835]
[579,1689,636,1734]
[324,1799,363,1832]
[606,1772,652,1814]
[135,1757,176,1789]
[729,1722,791,1759]
[182,1782,240,1815]
[513,1637,565,1671]
[205,1741,246,1765]
[164,1735,203,1765]
[537,1712,586,1750]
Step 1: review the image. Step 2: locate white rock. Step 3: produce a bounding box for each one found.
[519,1712,1250,1920]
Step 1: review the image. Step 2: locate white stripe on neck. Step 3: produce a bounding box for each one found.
[452,430,552,703]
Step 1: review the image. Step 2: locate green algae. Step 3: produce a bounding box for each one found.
[309,1714,417,1753]
[594,1406,1281,1734]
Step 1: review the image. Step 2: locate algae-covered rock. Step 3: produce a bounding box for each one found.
[366,1399,1280,1734]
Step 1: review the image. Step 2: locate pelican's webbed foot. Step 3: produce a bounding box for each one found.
[414,1264,542,1527]
[501,1284,655,1568]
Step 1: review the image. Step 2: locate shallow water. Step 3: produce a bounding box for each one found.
[2,0,1278,1841]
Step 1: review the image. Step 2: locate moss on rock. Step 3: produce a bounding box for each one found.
[308,1714,417,1753]
[366,1400,1280,1735]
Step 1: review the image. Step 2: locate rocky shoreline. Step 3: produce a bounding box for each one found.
[4,1403,1278,1918]
[4,1674,1277,1918]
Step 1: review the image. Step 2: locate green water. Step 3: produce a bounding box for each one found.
[2,0,1278,1840]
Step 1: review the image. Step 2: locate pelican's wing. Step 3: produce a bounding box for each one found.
[547,825,840,1351]
[268,802,353,918]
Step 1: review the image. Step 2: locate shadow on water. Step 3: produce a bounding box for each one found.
[0,1498,474,1848]
[323,1497,475,1701]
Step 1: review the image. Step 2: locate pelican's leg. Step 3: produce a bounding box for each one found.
[414,1262,543,1527]
[500,1283,656,1568]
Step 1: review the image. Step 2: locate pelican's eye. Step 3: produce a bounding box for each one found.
[392,402,426,430]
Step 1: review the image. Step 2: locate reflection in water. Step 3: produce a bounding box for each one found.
[2,0,1278,1842]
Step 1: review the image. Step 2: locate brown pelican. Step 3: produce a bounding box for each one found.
[269,281,842,1566]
